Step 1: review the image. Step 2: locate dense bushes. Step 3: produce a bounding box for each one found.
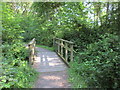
[20,16,55,46]
[69,33,120,88]
[21,2,120,88]
[1,42,38,88]
[1,3,38,88]
[1,55,38,88]
[1,2,120,88]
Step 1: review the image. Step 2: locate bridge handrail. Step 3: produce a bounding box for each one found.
[55,38,74,44]
[28,38,36,65]
[53,38,74,66]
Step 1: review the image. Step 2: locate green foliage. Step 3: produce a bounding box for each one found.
[1,2,38,88]
[2,2,120,88]
[68,61,87,88]
[16,2,120,88]
[1,42,38,88]
[1,59,38,88]
[70,33,120,88]
[31,2,62,17]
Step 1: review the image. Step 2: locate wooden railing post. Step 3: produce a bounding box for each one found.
[65,42,68,62]
[28,38,36,65]
[53,38,55,47]
[70,44,73,61]
[53,38,74,66]
[58,40,60,54]
[61,41,63,57]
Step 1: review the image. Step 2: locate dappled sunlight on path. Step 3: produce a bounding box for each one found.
[32,47,71,88]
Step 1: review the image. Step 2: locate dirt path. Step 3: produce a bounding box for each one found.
[32,47,71,88]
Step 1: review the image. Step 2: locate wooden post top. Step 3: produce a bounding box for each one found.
[28,38,36,46]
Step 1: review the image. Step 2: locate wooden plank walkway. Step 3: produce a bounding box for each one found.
[33,47,71,88]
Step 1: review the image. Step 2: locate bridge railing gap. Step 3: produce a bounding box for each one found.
[28,38,36,65]
[53,38,74,67]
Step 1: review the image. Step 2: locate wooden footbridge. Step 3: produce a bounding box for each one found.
[27,38,74,88]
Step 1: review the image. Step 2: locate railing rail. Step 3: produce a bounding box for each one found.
[28,38,36,65]
[53,38,74,66]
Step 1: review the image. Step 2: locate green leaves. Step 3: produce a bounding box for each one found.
[2,2,120,88]
[1,59,38,88]
[69,33,120,88]
[1,3,38,88]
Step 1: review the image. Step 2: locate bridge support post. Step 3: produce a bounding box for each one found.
[28,38,36,65]
[58,40,60,54]
[65,43,68,62]
[61,41,63,57]
[70,44,73,61]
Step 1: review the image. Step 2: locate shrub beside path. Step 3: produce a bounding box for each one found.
[32,47,71,88]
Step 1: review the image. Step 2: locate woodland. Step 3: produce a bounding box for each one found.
[1,2,120,88]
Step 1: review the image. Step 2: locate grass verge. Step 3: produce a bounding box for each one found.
[36,44,55,51]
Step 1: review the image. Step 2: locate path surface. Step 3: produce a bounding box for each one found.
[33,47,71,88]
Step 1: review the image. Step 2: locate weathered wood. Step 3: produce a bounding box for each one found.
[53,37,55,48]
[70,44,73,61]
[53,38,74,65]
[61,41,63,57]
[55,38,74,44]
[28,38,36,65]
[65,43,68,62]
[58,40,60,54]
[57,53,70,67]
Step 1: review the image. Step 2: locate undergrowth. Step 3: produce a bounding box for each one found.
[1,42,39,88]
[68,33,120,88]
[68,61,87,88]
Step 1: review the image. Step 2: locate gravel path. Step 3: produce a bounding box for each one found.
[32,47,71,88]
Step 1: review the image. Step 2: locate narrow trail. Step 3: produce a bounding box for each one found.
[32,47,71,88]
